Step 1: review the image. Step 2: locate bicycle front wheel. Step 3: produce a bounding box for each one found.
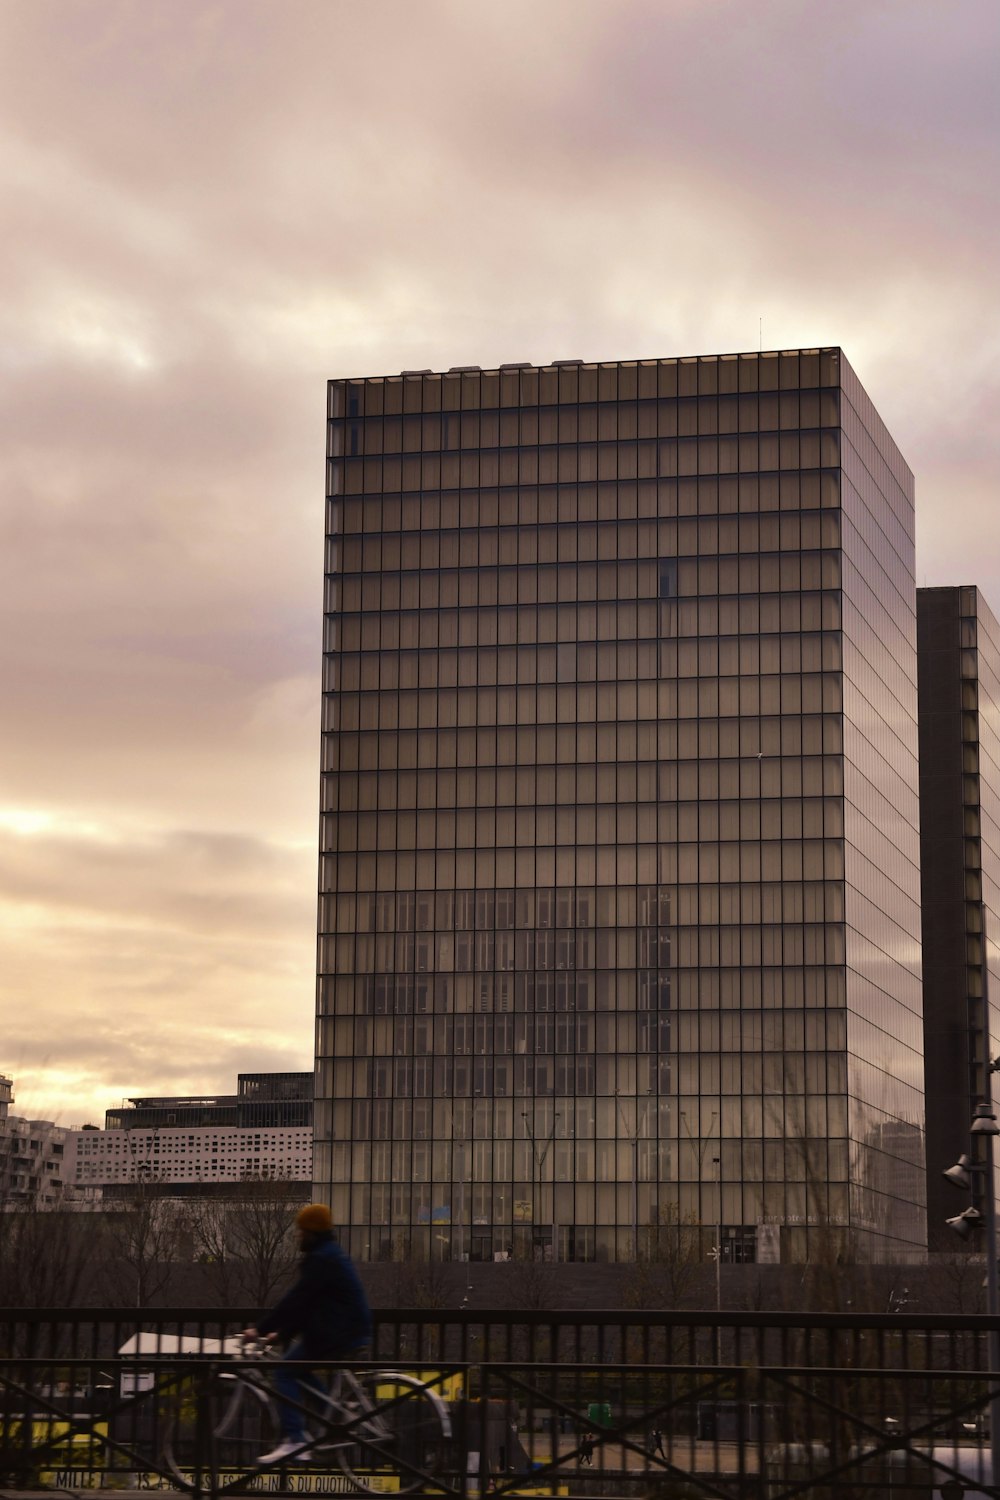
[332,1371,451,1496]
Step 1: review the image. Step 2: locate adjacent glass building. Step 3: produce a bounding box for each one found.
[316,348,926,1264]
[918,587,1000,1250]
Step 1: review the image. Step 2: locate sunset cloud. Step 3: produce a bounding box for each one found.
[1,0,998,1123]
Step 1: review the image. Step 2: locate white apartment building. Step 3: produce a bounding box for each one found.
[69,1124,313,1190]
[0,1076,73,1206]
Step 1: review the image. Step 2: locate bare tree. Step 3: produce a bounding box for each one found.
[0,1201,93,1308]
[189,1195,244,1307]
[0,1122,93,1308]
[623,1201,706,1312]
[189,1178,303,1309]
[229,1181,303,1307]
[100,1183,185,1307]
[389,1254,452,1314]
[925,1251,987,1315]
[505,1255,559,1316]
[761,1100,881,1315]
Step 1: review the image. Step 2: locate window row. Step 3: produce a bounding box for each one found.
[331,1126,850,1185]
[325,1050,839,1110]
[332,557,842,614]
[325,798,846,851]
[329,393,840,456]
[328,721,845,775]
[330,473,839,533]
[330,350,840,417]
[321,928,668,976]
[339,1188,848,1244]
[319,920,846,975]
[327,677,844,735]
[323,1081,869,1150]
[329,593,844,652]
[321,961,849,1016]
[327,1052,855,1101]
[322,1007,841,1058]
[326,731,845,810]
[334,515,841,574]
[329,639,844,695]
[355,1054,603,1097]
[324,841,849,894]
[321,881,846,935]
[329,435,842,495]
[337,766,853,822]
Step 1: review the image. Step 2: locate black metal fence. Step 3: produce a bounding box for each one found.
[2,1306,999,1497]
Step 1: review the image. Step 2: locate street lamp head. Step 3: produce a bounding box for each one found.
[945,1206,984,1240]
[943,1153,976,1190]
[970,1102,1000,1136]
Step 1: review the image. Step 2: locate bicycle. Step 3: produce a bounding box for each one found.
[161,1337,453,1495]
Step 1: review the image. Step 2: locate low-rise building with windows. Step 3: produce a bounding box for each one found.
[68,1071,314,1199]
[69,1122,312,1196]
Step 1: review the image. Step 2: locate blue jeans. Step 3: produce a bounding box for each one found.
[273,1342,368,1440]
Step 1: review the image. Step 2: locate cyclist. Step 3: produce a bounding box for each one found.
[243,1203,372,1464]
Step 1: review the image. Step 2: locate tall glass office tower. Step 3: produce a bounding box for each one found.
[316,348,925,1265]
[918,586,1000,1250]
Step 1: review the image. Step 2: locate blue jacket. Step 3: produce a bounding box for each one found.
[258,1236,372,1358]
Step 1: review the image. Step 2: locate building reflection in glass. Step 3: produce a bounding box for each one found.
[316,349,926,1264]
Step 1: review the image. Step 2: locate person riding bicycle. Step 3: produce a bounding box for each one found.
[243,1203,372,1464]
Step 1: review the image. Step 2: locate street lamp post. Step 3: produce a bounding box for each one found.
[522,1111,559,1262]
[712,1154,721,1365]
[680,1108,720,1289]
[943,900,1000,1487]
[456,1139,466,1266]
[713,1154,722,1313]
[453,1101,478,1300]
[985,905,1000,1488]
[463,1101,477,1303]
[943,1100,1000,1487]
[680,1109,721,1366]
[455,1139,473,1302]
[616,1091,651,1262]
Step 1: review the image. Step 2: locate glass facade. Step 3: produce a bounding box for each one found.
[839,360,925,1256]
[919,586,1000,1248]
[316,348,926,1264]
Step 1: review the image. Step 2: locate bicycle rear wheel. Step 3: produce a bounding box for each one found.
[330,1371,451,1496]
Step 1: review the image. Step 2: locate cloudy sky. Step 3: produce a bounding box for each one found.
[2,0,998,1126]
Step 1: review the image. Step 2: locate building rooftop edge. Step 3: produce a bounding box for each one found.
[329,346,845,385]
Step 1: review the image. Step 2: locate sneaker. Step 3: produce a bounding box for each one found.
[257,1435,313,1464]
